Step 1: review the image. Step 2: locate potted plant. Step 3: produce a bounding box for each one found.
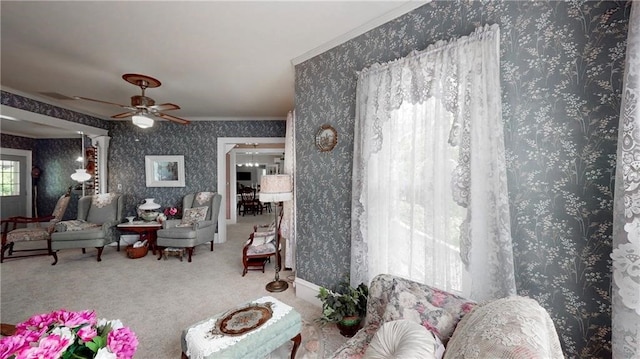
[316,280,368,337]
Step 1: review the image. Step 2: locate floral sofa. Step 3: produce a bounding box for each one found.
[331,274,564,358]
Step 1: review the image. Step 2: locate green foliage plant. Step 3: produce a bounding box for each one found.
[316,280,368,325]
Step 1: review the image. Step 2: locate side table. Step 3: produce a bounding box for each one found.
[117,222,162,255]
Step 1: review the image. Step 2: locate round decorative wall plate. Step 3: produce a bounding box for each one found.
[315,124,338,152]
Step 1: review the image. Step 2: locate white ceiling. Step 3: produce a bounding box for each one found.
[1,1,424,138]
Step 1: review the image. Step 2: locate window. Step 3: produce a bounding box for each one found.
[1,160,20,196]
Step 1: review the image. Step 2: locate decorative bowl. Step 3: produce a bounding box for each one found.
[139,211,159,222]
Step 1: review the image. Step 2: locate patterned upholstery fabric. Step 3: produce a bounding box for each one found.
[331,274,476,359]
[5,194,70,244]
[6,228,49,243]
[442,296,564,359]
[179,207,209,226]
[54,220,101,232]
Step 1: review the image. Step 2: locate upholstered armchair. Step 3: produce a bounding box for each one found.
[1,190,71,262]
[156,192,222,262]
[50,193,123,265]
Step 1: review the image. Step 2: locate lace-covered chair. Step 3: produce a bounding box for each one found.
[1,190,71,262]
[50,193,123,265]
[156,192,222,262]
[241,210,283,276]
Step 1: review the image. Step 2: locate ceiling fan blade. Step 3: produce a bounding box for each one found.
[73,96,131,108]
[111,111,137,119]
[148,103,180,112]
[157,113,190,125]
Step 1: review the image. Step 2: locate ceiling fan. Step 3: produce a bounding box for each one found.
[73,73,190,128]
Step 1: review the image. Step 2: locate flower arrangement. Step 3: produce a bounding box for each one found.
[0,309,138,359]
[163,206,180,219]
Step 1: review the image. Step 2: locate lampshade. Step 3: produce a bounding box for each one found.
[139,198,161,210]
[132,114,154,128]
[70,169,92,182]
[259,175,292,203]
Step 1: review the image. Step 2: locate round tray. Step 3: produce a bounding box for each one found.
[216,304,273,336]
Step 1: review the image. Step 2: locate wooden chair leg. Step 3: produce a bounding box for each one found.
[210,241,214,251]
[96,247,103,262]
[186,248,194,262]
[51,252,58,265]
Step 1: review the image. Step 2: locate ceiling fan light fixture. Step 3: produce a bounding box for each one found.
[132,114,154,128]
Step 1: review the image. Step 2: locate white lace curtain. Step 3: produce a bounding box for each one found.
[281,110,296,270]
[351,24,515,301]
[612,4,640,358]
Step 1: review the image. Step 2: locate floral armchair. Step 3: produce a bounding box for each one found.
[1,190,71,262]
[50,193,123,265]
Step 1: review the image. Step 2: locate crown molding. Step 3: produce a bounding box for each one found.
[291,1,429,65]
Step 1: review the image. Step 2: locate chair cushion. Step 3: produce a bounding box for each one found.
[363,320,442,359]
[247,242,277,255]
[157,227,197,239]
[251,232,275,246]
[55,220,101,232]
[6,227,49,243]
[179,206,208,226]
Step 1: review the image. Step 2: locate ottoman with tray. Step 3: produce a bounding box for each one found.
[182,296,302,359]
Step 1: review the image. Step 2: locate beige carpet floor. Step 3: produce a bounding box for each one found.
[0,212,347,358]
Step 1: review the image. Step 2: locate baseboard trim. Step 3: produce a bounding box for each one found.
[294,277,322,307]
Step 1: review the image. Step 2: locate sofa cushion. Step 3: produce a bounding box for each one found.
[380,283,472,344]
[442,296,564,359]
[55,220,100,232]
[363,320,443,359]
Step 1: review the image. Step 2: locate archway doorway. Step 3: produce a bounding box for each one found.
[216,137,285,244]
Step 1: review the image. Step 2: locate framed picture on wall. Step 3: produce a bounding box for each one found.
[145,155,185,187]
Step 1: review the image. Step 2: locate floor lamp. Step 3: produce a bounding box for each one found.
[259,174,293,292]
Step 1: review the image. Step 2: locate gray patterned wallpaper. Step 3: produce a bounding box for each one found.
[294,1,630,357]
[108,120,285,216]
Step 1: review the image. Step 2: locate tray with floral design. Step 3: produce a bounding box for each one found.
[210,302,274,337]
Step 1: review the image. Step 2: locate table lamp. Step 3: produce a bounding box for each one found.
[259,174,293,292]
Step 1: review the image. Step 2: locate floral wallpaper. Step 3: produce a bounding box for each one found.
[294,1,630,357]
[108,120,285,218]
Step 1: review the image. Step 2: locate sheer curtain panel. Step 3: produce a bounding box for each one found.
[612,4,640,358]
[281,110,297,270]
[351,24,515,301]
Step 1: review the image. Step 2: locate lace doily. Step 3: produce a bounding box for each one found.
[185,296,293,359]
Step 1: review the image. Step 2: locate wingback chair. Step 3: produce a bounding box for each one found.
[1,189,71,263]
[156,192,222,262]
[50,193,123,265]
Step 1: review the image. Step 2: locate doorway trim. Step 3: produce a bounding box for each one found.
[216,137,285,244]
[0,148,32,217]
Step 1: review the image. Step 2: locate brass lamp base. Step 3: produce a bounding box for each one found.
[266,280,289,292]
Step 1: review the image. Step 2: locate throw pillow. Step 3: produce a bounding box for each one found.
[442,296,564,359]
[179,206,209,226]
[381,291,455,343]
[363,320,441,359]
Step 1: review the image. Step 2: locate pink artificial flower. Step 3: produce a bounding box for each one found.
[77,325,98,342]
[16,334,71,359]
[16,312,57,333]
[107,327,138,359]
[55,309,96,329]
[0,335,29,358]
